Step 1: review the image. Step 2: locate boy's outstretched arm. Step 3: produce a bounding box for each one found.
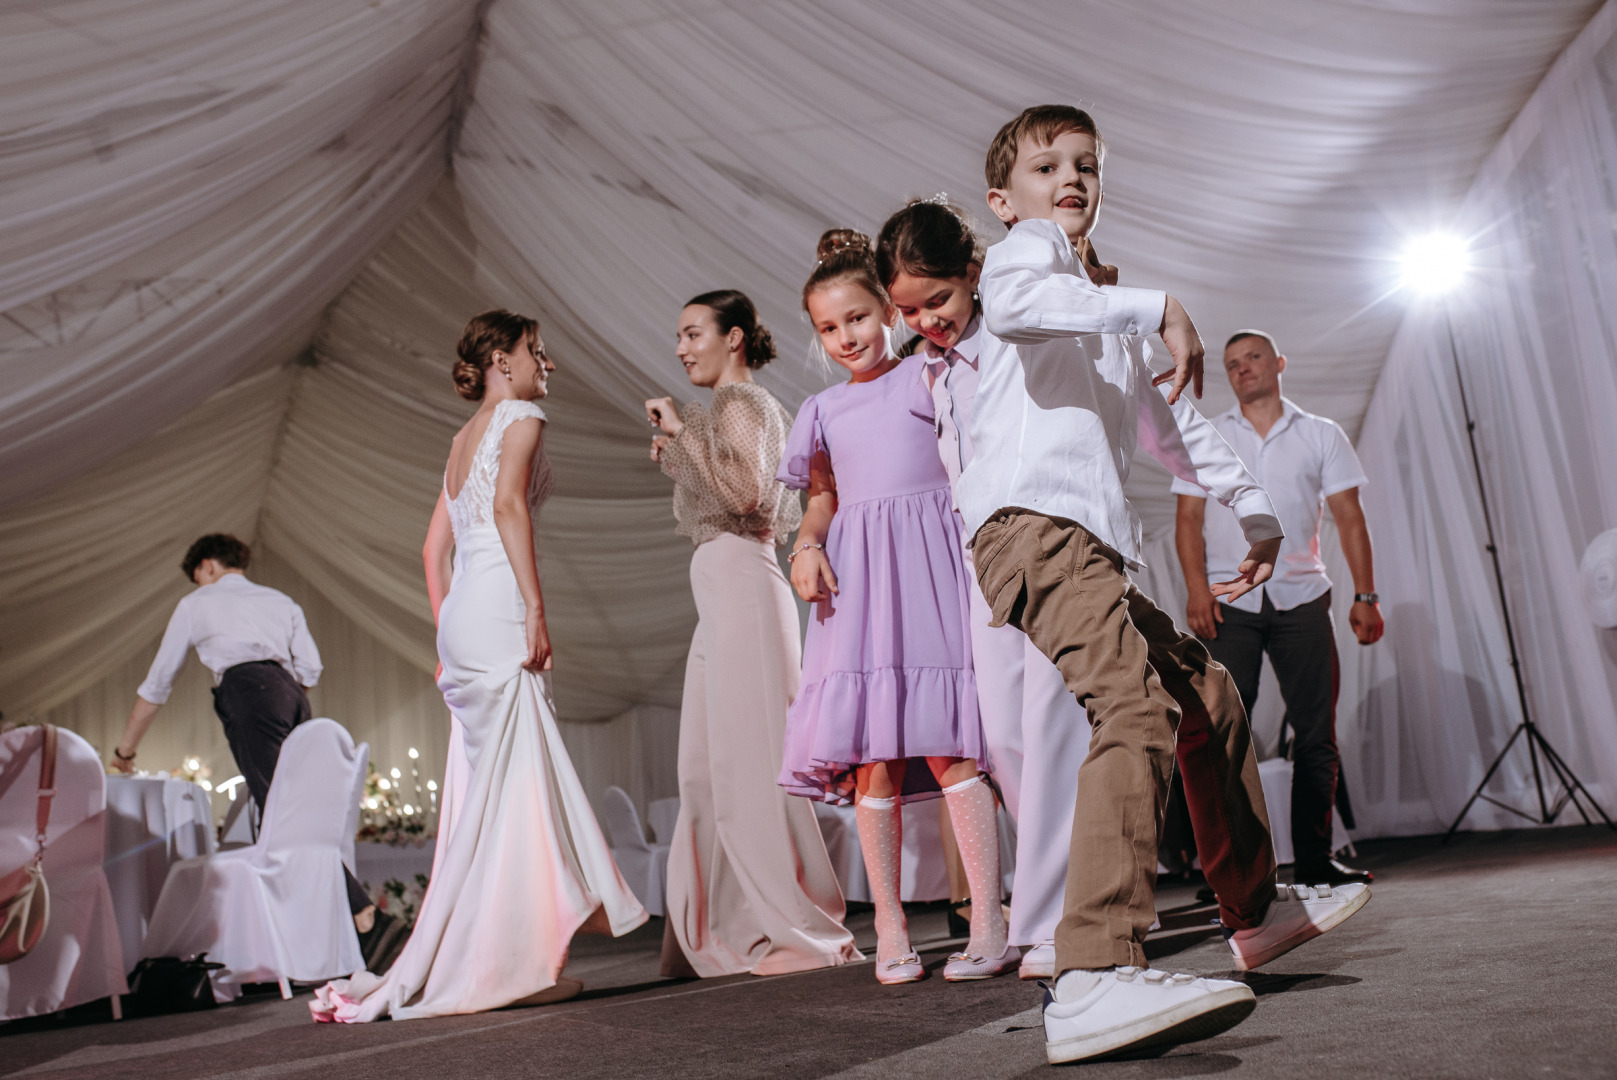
[1139,376,1284,586]
[981,218,1203,402]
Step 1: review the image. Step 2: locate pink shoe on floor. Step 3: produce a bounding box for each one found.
[943,943,1020,981]
[876,953,925,985]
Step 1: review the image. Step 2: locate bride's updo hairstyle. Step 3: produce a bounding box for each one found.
[803,228,889,310]
[875,197,986,289]
[685,288,776,368]
[454,309,540,401]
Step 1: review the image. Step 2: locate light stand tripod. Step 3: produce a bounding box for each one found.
[1440,307,1614,839]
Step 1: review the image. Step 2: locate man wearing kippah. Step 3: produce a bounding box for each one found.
[1174,331,1384,886]
[110,533,383,937]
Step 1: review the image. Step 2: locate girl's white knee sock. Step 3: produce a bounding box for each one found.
[855,794,912,963]
[942,774,1007,958]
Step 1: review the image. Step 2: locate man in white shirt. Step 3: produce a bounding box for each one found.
[110,533,377,929]
[1174,330,1384,886]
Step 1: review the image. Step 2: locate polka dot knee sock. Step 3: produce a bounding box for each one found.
[942,774,1007,959]
[855,794,913,964]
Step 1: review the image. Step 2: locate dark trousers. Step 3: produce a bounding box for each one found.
[213,661,372,915]
[1199,591,1340,867]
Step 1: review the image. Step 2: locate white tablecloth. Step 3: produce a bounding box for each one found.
[104,775,216,973]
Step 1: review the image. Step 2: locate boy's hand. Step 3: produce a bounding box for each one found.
[1185,587,1223,640]
[790,548,838,604]
[1074,236,1118,286]
[1152,295,1205,405]
[1210,537,1281,602]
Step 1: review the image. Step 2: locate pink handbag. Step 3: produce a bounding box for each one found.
[0,725,56,964]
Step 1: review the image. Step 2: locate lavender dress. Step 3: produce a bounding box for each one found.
[776,354,985,804]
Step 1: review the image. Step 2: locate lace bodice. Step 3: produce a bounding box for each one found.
[660,382,801,548]
[445,399,553,542]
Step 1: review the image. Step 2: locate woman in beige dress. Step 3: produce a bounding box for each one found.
[645,289,861,977]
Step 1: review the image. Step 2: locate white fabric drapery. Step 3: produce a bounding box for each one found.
[3,0,1613,841]
[1332,2,1617,836]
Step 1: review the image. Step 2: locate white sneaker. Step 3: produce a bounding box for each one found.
[1043,966,1256,1064]
[1227,882,1370,971]
[1019,943,1055,980]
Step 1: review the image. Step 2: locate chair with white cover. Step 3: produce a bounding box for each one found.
[600,786,668,918]
[646,796,680,846]
[140,719,369,1002]
[0,726,127,1021]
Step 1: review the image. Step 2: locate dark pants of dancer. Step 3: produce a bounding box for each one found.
[213,660,371,915]
[1199,591,1340,867]
[972,510,1277,971]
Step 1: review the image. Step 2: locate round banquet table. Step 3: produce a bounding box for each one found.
[103,775,217,973]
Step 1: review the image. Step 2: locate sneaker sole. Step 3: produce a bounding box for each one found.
[1233,886,1372,972]
[943,965,1017,982]
[1045,986,1257,1064]
[1020,967,1055,981]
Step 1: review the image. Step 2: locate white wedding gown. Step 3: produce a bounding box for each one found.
[313,398,647,1022]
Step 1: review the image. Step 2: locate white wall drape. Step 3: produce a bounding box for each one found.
[1334,2,1617,837]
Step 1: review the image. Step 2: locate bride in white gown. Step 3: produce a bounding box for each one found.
[312,311,647,1023]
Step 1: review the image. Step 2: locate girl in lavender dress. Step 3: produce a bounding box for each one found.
[778,229,1018,984]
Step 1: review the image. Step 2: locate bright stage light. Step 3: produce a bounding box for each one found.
[1401,233,1470,295]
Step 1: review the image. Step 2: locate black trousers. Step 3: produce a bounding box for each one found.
[1198,591,1340,867]
[213,661,371,915]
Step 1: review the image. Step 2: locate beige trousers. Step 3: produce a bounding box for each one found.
[661,533,862,977]
[972,511,1276,971]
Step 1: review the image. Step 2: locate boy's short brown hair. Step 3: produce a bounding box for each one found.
[985,105,1105,190]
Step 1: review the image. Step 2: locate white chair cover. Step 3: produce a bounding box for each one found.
[0,726,126,1020]
[646,796,680,846]
[600,786,668,918]
[140,718,367,1001]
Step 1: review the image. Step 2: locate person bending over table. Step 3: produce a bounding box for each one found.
[109,532,381,936]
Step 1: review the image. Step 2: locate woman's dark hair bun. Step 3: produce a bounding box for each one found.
[454,309,539,401]
[684,289,775,369]
[744,324,777,368]
[815,227,873,263]
[452,357,485,401]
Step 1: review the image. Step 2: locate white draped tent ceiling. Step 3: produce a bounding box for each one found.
[5,0,1615,837]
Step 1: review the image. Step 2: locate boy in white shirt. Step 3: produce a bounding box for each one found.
[960,105,1370,1063]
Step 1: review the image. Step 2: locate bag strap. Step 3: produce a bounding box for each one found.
[34,724,57,861]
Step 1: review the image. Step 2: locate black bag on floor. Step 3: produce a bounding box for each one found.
[124,954,224,1016]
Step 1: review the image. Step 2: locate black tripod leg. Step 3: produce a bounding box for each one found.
[1533,728,1617,830]
[1444,723,1527,842]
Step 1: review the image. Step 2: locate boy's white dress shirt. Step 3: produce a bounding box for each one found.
[956,218,1282,567]
[1172,399,1366,614]
[137,573,322,704]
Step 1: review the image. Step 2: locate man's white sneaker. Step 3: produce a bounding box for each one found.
[1227,882,1370,972]
[1019,943,1055,980]
[1042,966,1256,1064]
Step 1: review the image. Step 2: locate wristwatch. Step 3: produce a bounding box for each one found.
[1354,592,1379,605]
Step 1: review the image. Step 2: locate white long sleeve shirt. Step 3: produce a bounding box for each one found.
[136,573,322,704]
[1172,399,1366,613]
[956,218,1283,569]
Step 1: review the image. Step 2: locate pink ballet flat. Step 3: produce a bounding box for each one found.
[942,943,1021,982]
[875,953,926,985]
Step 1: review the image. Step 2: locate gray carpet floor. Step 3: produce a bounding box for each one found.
[4,825,1614,1078]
